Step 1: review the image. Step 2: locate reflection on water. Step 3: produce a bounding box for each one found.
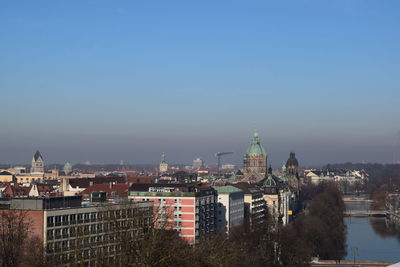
[370,218,400,240]
[345,201,400,262]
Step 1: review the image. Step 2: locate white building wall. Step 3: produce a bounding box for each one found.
[216,194,229,234]
[216,192,244,234]
[229,192,244,228]
[280,191,291,225]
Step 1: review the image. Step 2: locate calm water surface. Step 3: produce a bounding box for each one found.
[345,201,400,262]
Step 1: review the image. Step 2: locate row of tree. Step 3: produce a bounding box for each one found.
[295,183,347,261]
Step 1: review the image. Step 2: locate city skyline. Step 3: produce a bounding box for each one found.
[1,1,400,165]
[2,129,399,167]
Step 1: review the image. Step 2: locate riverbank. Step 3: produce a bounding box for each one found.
[344,200,400,262]
[312,259,396,267]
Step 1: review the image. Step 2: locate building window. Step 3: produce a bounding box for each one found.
[55,216,61,226]
[47,216,54,226]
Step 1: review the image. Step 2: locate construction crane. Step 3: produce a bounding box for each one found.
[215,152,233,177]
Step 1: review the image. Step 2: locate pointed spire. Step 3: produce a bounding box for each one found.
[33,150,43,161]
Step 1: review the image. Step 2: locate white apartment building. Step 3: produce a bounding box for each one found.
[212,185,244,234]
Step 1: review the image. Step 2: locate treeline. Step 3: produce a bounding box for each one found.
[1,184,346,267]
[326,163,400,210]
[295,183,347,261]
[325,162,400,195]
[0,214,311,267]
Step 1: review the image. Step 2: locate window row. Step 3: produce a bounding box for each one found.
[47,220,151,238]
[47,208,151,226]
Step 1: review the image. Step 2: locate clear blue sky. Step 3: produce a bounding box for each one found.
[1,0,399,166]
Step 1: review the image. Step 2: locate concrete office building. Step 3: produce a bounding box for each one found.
[0,196,153,265]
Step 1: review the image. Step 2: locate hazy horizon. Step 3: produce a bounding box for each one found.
[1,1,400,166]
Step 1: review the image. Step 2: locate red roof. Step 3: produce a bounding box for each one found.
[126,176,155,184]
[3,184,31,197]
[79,183,130,198]
[37,185,54,192]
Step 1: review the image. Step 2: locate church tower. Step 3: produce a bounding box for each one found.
[286,152,300,190]
[286,152,299,176]
[31,150,44,173]
[159,152,168,173]
[243,132,268,183]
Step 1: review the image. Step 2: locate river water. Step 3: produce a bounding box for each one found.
[345,201,400,262]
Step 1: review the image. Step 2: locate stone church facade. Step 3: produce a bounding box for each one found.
[31,150,44,173]
[243,132,267,183]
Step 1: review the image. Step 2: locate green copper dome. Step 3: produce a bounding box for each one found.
[246,132,266,156]
[263,173,276,187]
[63,162,72,171]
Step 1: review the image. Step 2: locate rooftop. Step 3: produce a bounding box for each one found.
[212,185,243,194]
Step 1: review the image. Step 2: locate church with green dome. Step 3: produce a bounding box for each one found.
[243,132,268,183]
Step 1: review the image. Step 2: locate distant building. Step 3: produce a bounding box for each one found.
[192,158,204,170]
[2,184,32,197]
[31,150,44,173]
[1,168,43,183]
[212,185,244,234]
[304,169,368,185]
[80,183,130,200]
[286,152,299,182]
[171,171,198,183]
[63,162,73,175]
[28,184,55,197]
[0,170,15,183]
[7,166,26,174]
[129,183,217,244]
[243,132,267,183]
[196,166,209,177]
[286,152,299,176]
[159,152,168,173]
[15,173,44,183]
[126,175,155,184]
[221,164,235,170]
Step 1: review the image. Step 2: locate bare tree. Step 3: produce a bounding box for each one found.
[0,210,45,267]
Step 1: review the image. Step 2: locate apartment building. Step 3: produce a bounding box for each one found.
[232,182,267,226]
[129,183,217,244]
[1,196,153,266]
[212,185,244,234]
